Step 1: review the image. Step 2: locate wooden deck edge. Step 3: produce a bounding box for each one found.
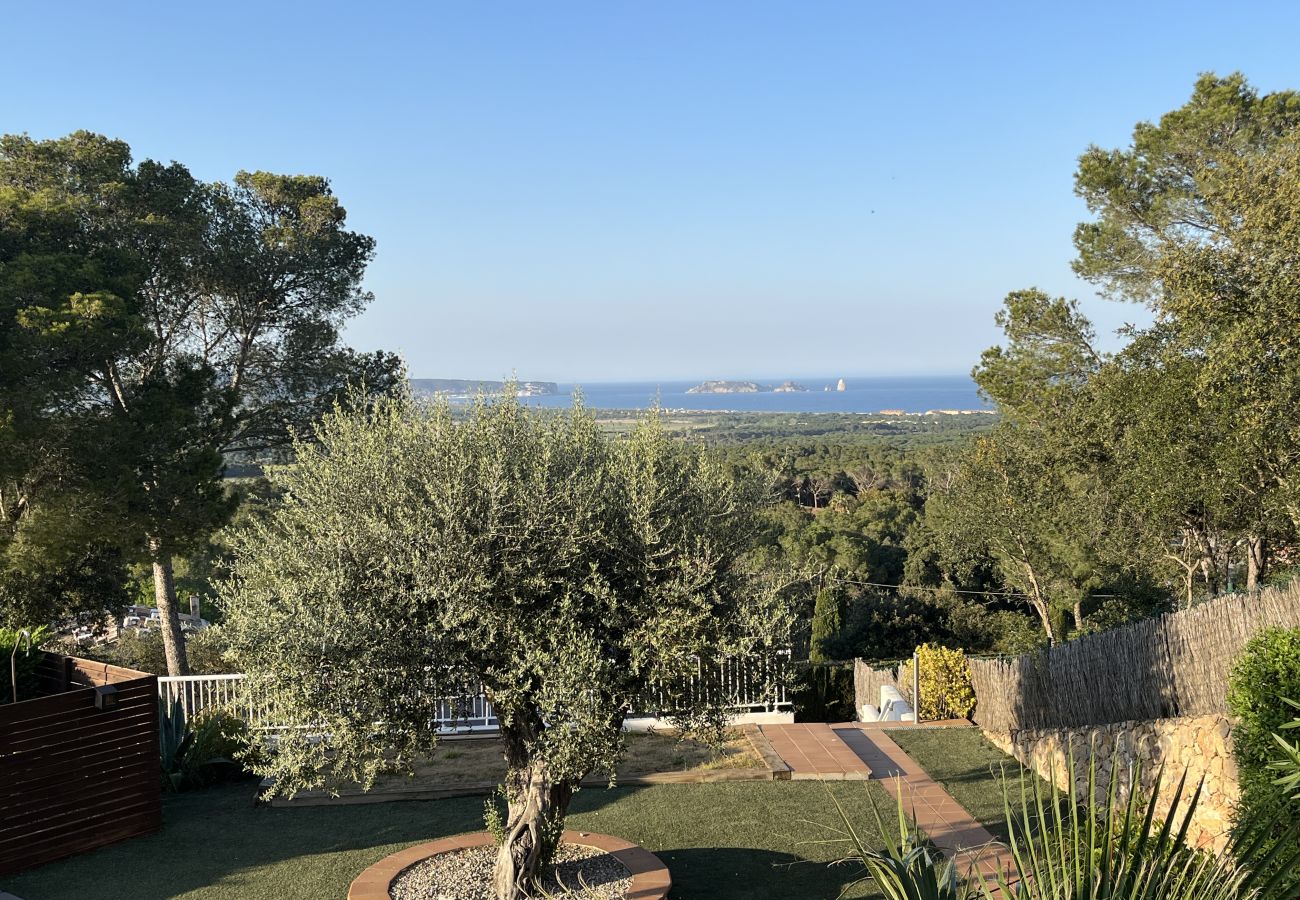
[745,724,791,780]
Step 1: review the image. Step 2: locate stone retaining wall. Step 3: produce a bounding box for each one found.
[984,714,1238,853]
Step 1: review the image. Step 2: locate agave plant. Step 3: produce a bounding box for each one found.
[159,697,193,791]
[158,698,247,791]
[828,743,1300,900]
[822,784,963,900]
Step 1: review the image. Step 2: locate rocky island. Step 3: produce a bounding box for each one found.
[686,380,809,394]
[687,381,762,394]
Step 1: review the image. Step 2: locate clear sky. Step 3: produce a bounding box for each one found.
[5,2,1299,381]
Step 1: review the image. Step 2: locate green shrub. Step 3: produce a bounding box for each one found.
[1228,627,1300,772]
[809,588,844,663]
[1,626,52,703]
[159,700,254,791]
[90,626,232,676]
[793,661,854,723]
[1227,627,1300,891]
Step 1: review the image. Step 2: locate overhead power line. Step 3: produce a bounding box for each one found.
[824,574,1117,599]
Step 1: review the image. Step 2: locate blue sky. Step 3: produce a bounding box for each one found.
[5,2,1299,381]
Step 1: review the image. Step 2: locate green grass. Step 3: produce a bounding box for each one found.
[887,726,1031,843]
[3,780,907,900]
[5,729,1031,900]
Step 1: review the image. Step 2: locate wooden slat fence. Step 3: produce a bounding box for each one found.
[0,654,160,876]
[967,582,1300,733]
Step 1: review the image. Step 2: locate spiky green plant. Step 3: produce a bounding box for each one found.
[981,748,1290,900]
[1268,697,1300,801]
[158,697,193,791]
[822,783,963,900]
[826,745,1300,900]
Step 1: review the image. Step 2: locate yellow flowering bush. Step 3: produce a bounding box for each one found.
[898,644,975,721]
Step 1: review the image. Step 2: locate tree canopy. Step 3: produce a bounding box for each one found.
[0,132,400,667]
[219,391,793,898]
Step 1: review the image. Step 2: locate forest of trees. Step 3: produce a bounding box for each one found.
[726,73,1300,661]
[7,72,1300,674]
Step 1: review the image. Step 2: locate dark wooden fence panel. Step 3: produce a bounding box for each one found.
[0,656,160,876]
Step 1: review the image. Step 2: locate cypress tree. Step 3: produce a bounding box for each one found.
[809,587,844,662]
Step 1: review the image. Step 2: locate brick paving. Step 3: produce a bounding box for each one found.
[759,723,1017,884]
[758,722,872,780]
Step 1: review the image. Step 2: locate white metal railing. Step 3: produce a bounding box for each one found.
[158,673,252,723]
[157,653,791,733]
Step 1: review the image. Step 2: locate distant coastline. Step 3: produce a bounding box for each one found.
[412,375,992,415]
[409,378,558,398]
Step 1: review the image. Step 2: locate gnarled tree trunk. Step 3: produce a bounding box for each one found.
[492,715,575,900]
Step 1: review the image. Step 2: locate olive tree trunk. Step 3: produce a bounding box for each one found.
[149,537,190,676]
[492,717,575,900]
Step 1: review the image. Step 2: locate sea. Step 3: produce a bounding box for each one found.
[515,375,989,415]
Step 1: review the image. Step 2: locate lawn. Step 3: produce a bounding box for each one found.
[3,780,900,900]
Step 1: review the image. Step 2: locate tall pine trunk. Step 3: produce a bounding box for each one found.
[149,538,190,676]
[492,716,574,900]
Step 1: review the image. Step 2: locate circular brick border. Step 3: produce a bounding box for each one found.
[348,830,671,900]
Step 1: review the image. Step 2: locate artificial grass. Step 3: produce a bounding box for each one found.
[887,726,1027,843]
[3,780,903,900]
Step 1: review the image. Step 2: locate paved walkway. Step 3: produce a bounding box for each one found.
[758,722,873,779]
[759,723,1016,883]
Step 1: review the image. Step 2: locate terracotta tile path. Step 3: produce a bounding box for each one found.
[759,723,1017,884]
[758,722,873,780]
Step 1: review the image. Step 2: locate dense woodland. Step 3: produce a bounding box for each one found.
[6,73,1300,674]
[691,73,1300,661]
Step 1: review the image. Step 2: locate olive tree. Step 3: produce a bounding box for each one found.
[219,391,791,899]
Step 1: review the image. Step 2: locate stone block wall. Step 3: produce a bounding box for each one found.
[984,714,1239,853]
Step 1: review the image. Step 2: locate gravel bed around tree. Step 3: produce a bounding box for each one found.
[390,842,633,899]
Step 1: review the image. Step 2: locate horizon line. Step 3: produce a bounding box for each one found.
[408,371,977,384]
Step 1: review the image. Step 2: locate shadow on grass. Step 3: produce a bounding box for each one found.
[651,847,871,899]
[2,780,485,900]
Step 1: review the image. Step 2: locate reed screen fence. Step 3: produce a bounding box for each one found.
[964,582,1300,733]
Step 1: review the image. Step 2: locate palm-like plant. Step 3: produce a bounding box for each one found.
[828,745,1300,900]
[1268,697,1300,801]
[982,750,1300,900]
